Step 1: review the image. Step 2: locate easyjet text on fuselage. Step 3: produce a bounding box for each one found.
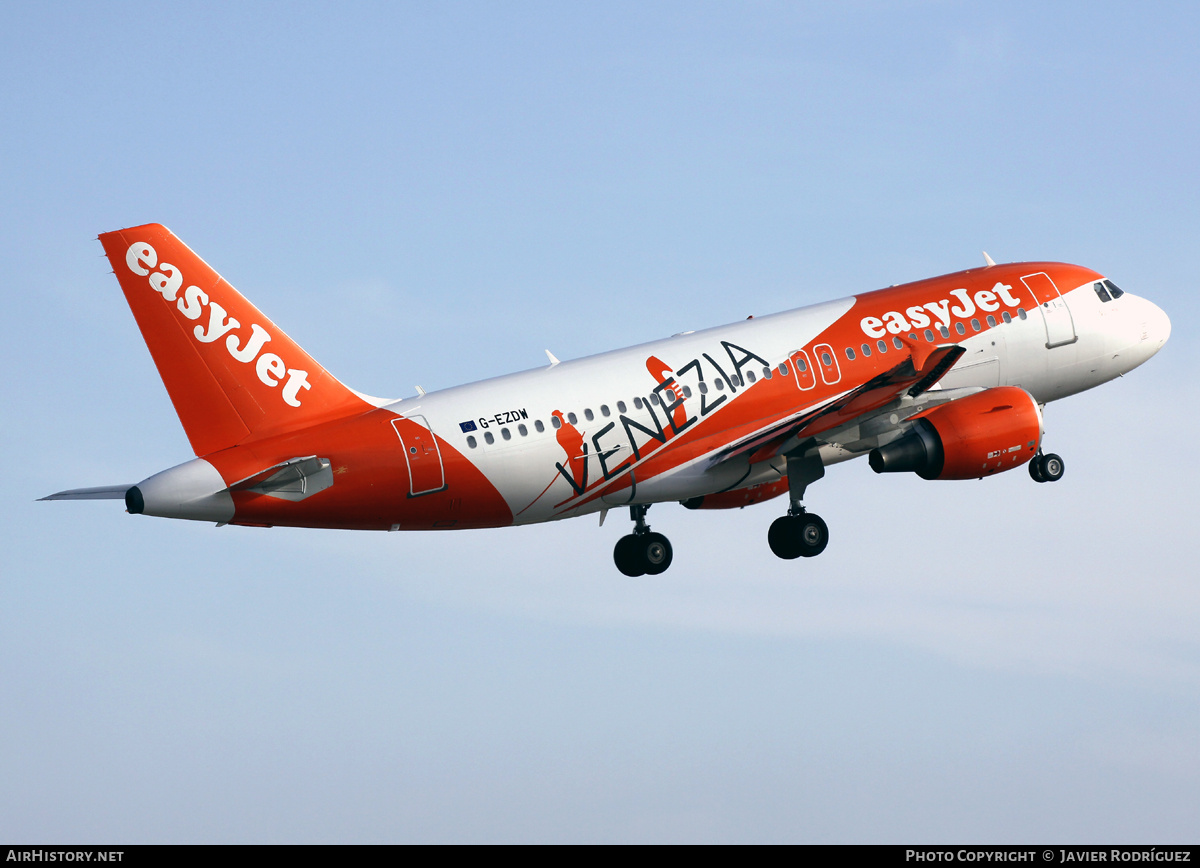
[859,282,1023,338]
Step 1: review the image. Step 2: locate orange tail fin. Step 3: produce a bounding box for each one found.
[100,223,372,456]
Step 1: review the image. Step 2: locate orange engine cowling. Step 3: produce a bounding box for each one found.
[682,476,789,510]
[868,386,1042,480]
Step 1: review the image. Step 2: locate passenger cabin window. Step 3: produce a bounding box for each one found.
[617,401,627,413]
[821,352,833,366]
[714,379,724,391]
[649,393,660,404]
[567,412,578,425]
[845,347,855,360]
[535,420,545,433]
[971,318,981,331]
[501,427,511,440]
[795,358,806,372]
[955,322,966,335]
[634,397,644,409]
[682,385,692,397]
[1017,308,1027,320]
[861,343,871,357]
[745,370,756,383]
[892,337,903,349]
[763,366,773,379]
[484,432,495,445]
[939,326,950,338]
[924,329,934,342]
[778,363,789,376]
[1002,311,1012,324]
[987,315,997,327]
[600,405,611,417]
[698,383,708,395]
[584,408,594,421]
[551,415,562,429]
[877,340,887,353]
[467,435,478,448]
[1105,279,1125,298]
[518,423,528,436]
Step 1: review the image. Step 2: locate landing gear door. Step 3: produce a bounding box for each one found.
[1021,272,1077,349]
[392,414,447,497]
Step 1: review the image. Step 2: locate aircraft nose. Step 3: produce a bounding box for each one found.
[1142,298,1171,352]
[1120,296,1171,372]
[1147,302,1166,350]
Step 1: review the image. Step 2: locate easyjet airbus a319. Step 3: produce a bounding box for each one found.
[44,224,1170,575]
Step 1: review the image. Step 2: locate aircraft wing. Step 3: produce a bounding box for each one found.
[711,343,966,466]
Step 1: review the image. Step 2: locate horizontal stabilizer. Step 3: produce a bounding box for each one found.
[229,455,333,502]
[39,485,133,501]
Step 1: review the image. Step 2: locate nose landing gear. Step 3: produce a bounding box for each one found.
[614,504,673,577]
[1028,451,1065,483]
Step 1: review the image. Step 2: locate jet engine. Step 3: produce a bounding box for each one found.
[868,386,1042,480]
[681,477,789,510]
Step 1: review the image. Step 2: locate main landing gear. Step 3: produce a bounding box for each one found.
[1029,450,1065,483]
[768,443,830,560]
[768,510,829,560]
[614,504,673,577]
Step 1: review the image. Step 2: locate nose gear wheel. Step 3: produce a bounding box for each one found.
[1029,451,1065,483]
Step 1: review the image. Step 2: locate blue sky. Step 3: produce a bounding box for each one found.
[2,1,1197,842]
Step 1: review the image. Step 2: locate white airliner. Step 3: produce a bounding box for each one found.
[43,224,1170,575]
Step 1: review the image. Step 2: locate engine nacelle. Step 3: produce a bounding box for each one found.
[681,477,789,510]
[868,386,1042,480]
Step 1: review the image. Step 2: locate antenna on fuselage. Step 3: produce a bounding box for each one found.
[983,251,996,267]
[545,349,560,367]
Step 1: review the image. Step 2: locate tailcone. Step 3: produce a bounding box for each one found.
[131,458,234,522]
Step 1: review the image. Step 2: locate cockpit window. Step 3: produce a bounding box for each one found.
[1104,279,1125,299]
[1094,281,1112,303]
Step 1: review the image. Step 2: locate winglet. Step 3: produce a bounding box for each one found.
[894,332,936,371]
[908,345,967,397]
[983,251,996,267]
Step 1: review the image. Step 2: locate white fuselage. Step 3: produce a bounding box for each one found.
[379,275,1169,525]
